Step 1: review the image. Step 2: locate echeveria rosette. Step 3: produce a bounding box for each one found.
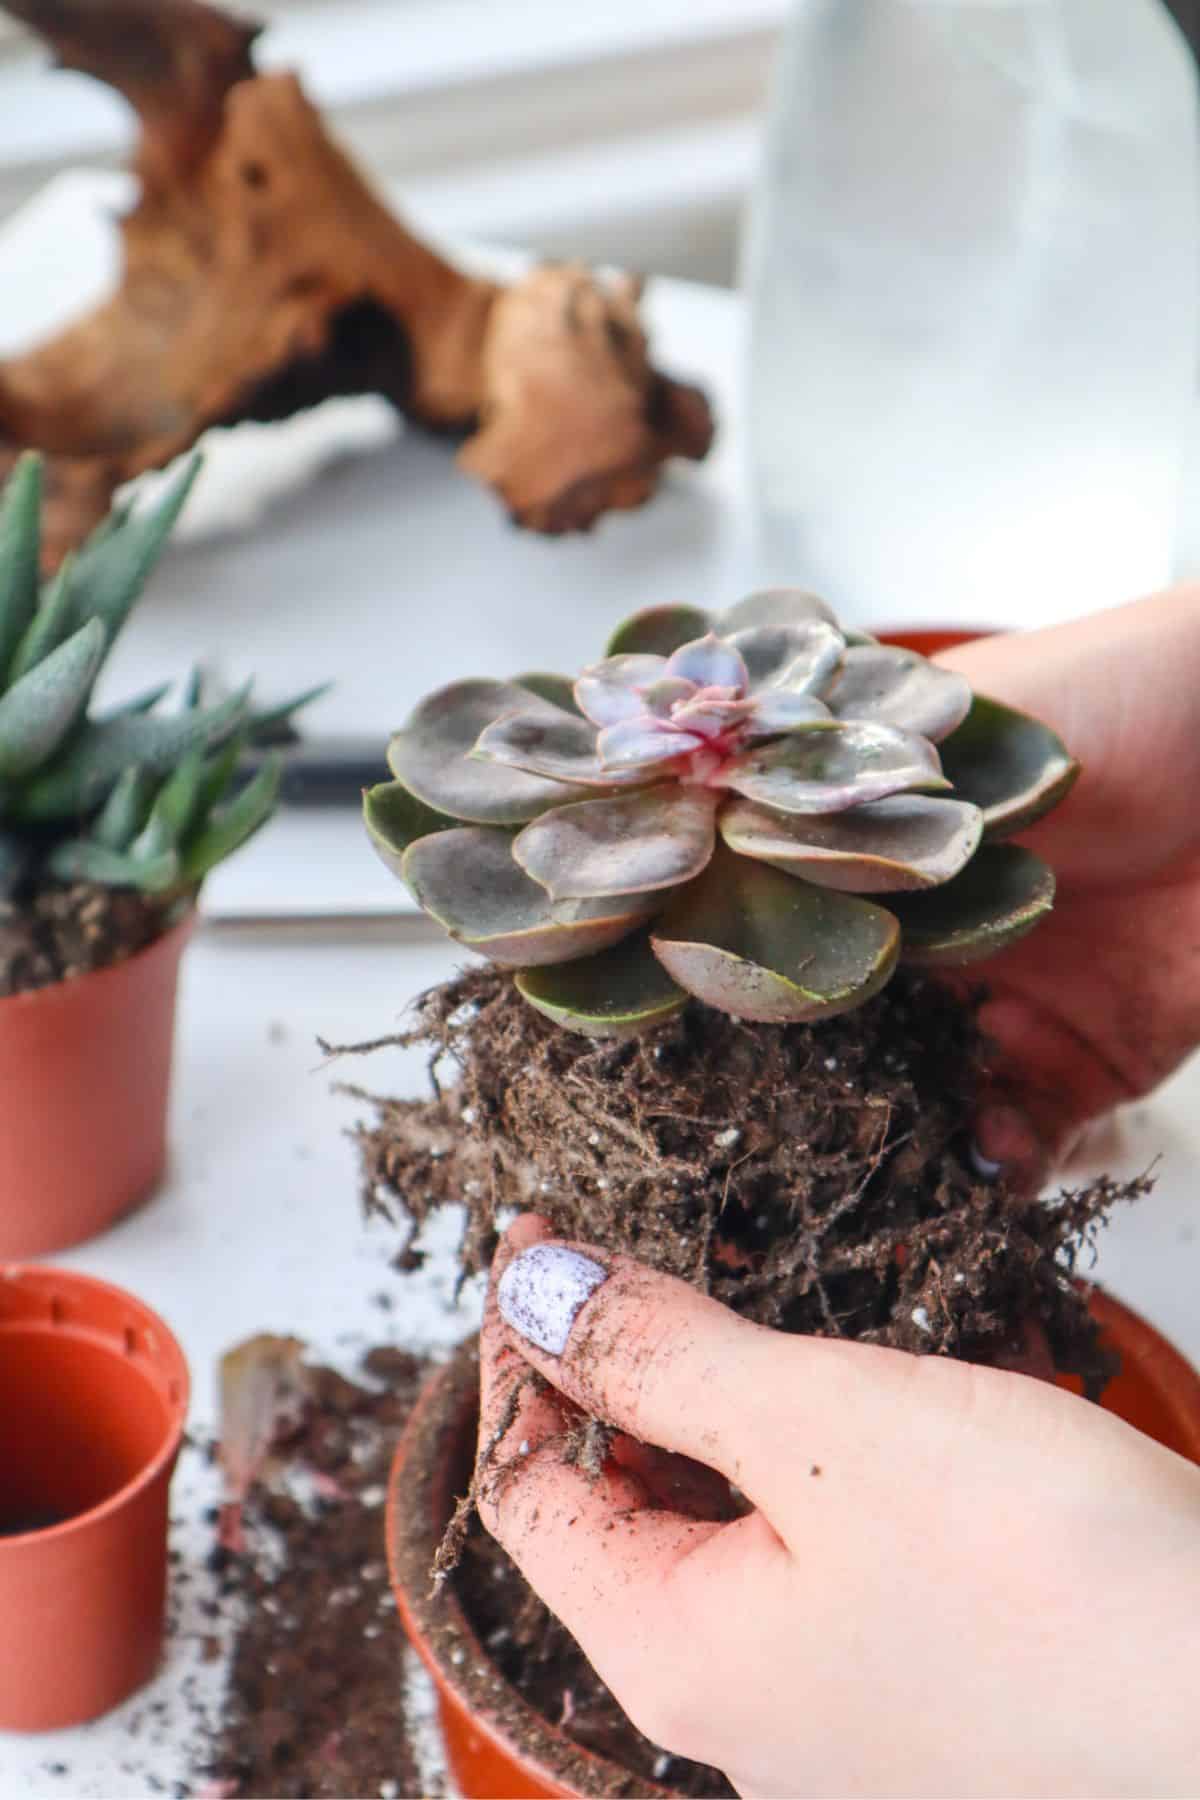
[366,590,1078,1037]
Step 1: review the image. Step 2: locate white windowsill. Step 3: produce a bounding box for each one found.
[0,0,784,170]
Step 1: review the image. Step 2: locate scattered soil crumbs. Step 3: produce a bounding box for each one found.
[202,1347,431,1799]
[0,880,173,996]
[202,1338,717,1800]
[350,967,1148,1387]
[455,1508,734,1798]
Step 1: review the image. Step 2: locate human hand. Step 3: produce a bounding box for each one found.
[936,590,1200,1181]
[479,1215,1200,1799]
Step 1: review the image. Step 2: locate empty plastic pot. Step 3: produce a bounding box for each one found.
[0,1266,189,1730]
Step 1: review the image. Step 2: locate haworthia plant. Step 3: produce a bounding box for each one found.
[0,453,319,902]
[365,589,1077,1038]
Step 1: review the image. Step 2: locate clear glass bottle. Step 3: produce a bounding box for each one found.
[742,0,1200,630]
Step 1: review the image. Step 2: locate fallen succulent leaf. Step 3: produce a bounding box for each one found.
[217,1332,311,1549]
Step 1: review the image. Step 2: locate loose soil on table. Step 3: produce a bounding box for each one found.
[202,1346,431,1799]
[0,881,172,997]
[352,966,1145,1384]
[203,1338,712,1799]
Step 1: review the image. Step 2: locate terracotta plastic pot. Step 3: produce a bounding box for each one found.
[388,1291,1200,1800]
[877,626,996,656]
[0,1265,189,1730]
[388,1335,672,1800]
[0,911,192,1259]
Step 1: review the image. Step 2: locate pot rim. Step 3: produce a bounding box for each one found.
[388,1286,1200,1799]
[0,905,194,1018]
[0,1265,190,1549]
[387,1336,675,1799]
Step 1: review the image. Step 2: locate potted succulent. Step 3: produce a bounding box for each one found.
[0,453,310,1257]
[356,590,1200,1797]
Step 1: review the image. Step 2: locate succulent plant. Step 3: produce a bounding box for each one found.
[0,453,316,904]
[365,591,1077,1037]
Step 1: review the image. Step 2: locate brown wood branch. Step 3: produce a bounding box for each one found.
[2,0,260,186]
[0,0,714,569]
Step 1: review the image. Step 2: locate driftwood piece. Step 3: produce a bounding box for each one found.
[0,0,714,567]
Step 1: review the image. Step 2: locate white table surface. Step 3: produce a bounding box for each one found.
[0,175,1198,1799]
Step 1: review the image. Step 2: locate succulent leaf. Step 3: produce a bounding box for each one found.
[717,589,838,634]
[516,930,687,1038]
[719,794,984,893]
[129,748,205,860]
[249,682,333,743]
[68,454,201,663]
[7,553,79,684]
[46,837,180,893]
[716,722,948,815]
[103,680,174,718]
[513,672,582,715]
[663,633,749,691]
[937,694,1078,836]
[650,850,900,1022]
[0,618,105,780]
[0,832,31,901]
[514,782,718,901]
[575,654,665,727]
[594,716,700,768]
[15,685,249,820]
[473,707,609,784]
[389,680,599,825]
[742,690,835,736]
[0,453,42,679]
[178,755,283,883]
[605,604,713,658]
[364,779,458,882]
[403,825,653,965]
[730,621,844,695]
[640,676,698,718]
[828,645,972,744]
[182,665,205,711]
[892,843,1055,964]
[94,765,158,851]
[194,729,248,817]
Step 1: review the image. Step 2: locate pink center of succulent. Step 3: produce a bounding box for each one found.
[574,630,842,783]
[646,681,752,753]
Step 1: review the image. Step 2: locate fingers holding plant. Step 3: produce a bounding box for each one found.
[365,583,1200,1793]
[476,1214,739,1734]
[937,592,1200,1171]
[480,1218,1200,1798]
[365,586,1127,1378]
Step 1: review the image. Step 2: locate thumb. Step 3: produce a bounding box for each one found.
[492,1229,901,1521]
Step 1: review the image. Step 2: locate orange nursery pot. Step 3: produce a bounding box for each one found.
[387,1291,1200,1800]
[0,911,192,1259]
[877,626,996,656]
[0,1265,189,1731]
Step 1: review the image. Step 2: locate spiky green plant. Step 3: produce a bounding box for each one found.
[0,453,317,904]
[365,591,1077,1037]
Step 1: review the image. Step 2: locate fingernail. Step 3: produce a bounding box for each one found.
[497,1244,608,1356]
[969,1141,1004,1180]
[974,1102,1042,1178]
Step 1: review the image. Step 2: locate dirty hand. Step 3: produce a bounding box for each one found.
[937,588,1200,1181]
[479,1215,1200,1800]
